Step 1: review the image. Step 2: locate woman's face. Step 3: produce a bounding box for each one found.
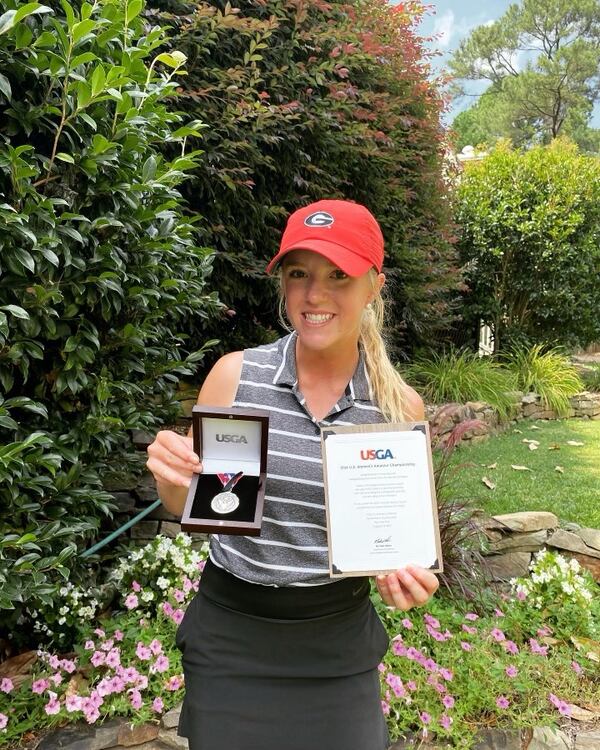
[281,250,384,354]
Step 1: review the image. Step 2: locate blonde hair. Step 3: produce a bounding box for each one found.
[277,268,409,423]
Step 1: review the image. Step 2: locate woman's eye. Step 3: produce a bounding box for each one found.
[332,270,348,280]
[287,268,305,278]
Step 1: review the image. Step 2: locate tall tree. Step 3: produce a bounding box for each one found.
[449,0,600,149]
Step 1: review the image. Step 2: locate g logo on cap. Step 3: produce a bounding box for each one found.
[304,211,334,228]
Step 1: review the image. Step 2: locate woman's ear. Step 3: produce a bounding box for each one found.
[367,272,386,305]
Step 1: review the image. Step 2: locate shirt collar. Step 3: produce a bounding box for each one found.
[272,332,372,403]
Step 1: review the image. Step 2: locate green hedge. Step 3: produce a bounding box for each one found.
[0,0,218,645]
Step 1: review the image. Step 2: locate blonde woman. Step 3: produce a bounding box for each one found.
[147,200,439,750]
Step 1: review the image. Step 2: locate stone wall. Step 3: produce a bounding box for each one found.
[475,511,600,583]
[426,391,600,448]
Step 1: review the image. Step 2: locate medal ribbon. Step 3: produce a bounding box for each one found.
[217,471,243,491]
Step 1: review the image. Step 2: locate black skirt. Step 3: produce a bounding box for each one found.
[176,559,390,750]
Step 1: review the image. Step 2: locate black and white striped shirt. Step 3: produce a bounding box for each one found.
[209,332,386,586]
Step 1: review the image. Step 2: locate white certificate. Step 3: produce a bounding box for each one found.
[321,422,443,578]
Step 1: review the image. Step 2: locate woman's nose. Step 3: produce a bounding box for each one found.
[305,278,327,303]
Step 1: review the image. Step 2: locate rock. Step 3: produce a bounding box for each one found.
[161,706,182,730]
[108,491,136,513]
[563,522,582,533]
[579,527,600,552]
[489,530,548,553]
[149,504,180,522]
[522,393,540,404]
[37,720,121,750]
[117,722,160,747]
[160,521,183,538]
[492,512,559,533]
[130,520,160,539]
[157,728,189,748]
[483,551,532,581]
[527,726,570,749]
[465,401,491,412]
[561,551,600,582]
[548,529,600,560]
[575,729,600,749]
[131,430,155,449]
[473,727,522,749]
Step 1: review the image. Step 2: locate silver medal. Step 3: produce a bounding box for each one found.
[210,490,240,514]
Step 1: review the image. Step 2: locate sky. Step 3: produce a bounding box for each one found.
[412,0,600,129]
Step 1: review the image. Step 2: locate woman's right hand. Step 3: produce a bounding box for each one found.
[146,430,202,488]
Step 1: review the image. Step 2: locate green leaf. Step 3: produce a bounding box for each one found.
[91,64,105,96]
[71,52,97,67]
[0,73,10,100]
[72,18,95,44]
[142,155,157,181]
[55,152,75,164]
[155,51,187,69]
[126,0,143,24]
[0,4,52,35]
[12,247,35,273]
[0,305,30,320]
[60,0,74,31]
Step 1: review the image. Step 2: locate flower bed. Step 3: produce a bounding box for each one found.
[0,540,598,749]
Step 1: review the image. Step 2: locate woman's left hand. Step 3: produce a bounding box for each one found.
[376,565,439,610]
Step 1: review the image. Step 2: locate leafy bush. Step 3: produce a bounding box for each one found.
[153,0,462,363]
[401,349,517,418]
[504,345,584,415]
[455,139,600,351]
[0,0,219,646]
[580,363,600,392]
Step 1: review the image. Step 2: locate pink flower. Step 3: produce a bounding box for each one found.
[385,673,406,698]
[529,638,548,656]
[549,693,561,708]
[464,612,479,621]
[442,695,455,709]
[440,713,453,730]
[173,589,185,603]
[44,693,61,715]
[0,678,14,693]
[135,674,148,690]
[439,668,453,682]
[84,707,100,724]
[558,701,571,716]
[503,640,519,655]
[182,576,194,593]
[90,651,105,667]
[149,639,163,656]
[129,689,143,709]
[100,638,114,652]
[125,593,139,610]
[392,640,407,657]
[494,608,505,617]
[198,560,206,572]
[505,666,518,678]
[89,691,103,710]
[109,676,126,694]
[377,662,386,673]
[571,661,583,675]
[401,618,413,629]
[496,696,510,709]
[0,713,8,730]
[171,609,184,625]
[84,640,95,650]
[105,648,120,669]
[152,697,164,713]
[424,658,438,673]
[407,681,417,691]
[121,666,139,684]
[166,675,184,691]
[537,625,552,637]
[490,628,505,642]
[516,590,526,601]
[50,672,63,686]
[406,647,420,661]
[66,695,82,712]
[136,643,152,661]
[462,624,477,635]
[32,679,49,694]
[151,655,170,674]
[420,711,431,725]
[48,655,60,670]
[381,700,390,715]
[94,628,105,638]
[424,614,440,629]
[461,641,472,651]
[132,581,141,592]
[162,601,174,617]
[61,659,76,673]
[114,630,124,642]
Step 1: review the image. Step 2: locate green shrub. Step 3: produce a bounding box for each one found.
[504,345,584,415]
[580,363,600,392]
[455,139,600,350]
[0,0,219,647]
[402,349,517,418]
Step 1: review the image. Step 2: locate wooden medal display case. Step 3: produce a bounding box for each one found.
[180,406,269,536]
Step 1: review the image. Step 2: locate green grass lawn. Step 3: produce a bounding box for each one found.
[445,419,600,528]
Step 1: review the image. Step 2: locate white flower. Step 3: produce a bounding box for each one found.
[141,590,155,602]
[156,577,170,590]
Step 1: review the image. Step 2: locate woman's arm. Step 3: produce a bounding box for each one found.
[146,351,244,516]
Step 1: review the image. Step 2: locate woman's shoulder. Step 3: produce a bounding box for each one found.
[197,351,244,408]
[401,383,425,421]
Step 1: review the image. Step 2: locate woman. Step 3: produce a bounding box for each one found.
[146,199,439,750]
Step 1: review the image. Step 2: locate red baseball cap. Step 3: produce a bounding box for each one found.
[266,199,384,277]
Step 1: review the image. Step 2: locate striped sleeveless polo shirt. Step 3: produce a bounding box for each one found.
[209,332,387,587]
